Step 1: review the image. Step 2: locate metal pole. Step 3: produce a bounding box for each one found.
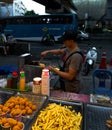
[84,13,88,31]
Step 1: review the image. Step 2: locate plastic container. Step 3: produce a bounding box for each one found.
[10,112,22,121]
[41,69,50,96]
[19,69,26,91]
[1,124,11,130]
[0,111,8,118]
[32,77,41,94]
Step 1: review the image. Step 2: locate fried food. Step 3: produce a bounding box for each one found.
[32,103,82,130]
[10,108,21,117]
[3,122,10,127]
[39,63,45,68]
[1,117,7,125]
[31,105,37,111]
[7,118,17,126]
[12,125,21,130]
[3,96,37,116]
[27,108,33,115]
[17,121,24,129]
[106,120,112,128]
[0,105,9,116]
[21,109,26,116]
[1,117,24,130]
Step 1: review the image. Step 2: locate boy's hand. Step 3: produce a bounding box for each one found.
[41,51,48,58]
[46,65,54,71]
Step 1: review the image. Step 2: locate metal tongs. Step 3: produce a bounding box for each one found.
[39,58,45,68]
[39,57,43,64]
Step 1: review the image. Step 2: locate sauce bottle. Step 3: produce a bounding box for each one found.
[7,73,12,88]
[19,69,26,91]
[11,71,18,89]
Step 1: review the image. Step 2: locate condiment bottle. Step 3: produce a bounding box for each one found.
[41,69,50,96]
[19,69,25,91]
[7,73,12,88]
[11,71,18,89]
[32,77,41,94]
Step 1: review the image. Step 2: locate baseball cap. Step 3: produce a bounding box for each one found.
[60,30,78,42]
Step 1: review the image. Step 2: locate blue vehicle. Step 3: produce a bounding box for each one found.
[0,13,78,41]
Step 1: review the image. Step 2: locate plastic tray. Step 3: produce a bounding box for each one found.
[30,98,83,130]
[84,103,112,130]
[90,94,112,106]
[3,86,30,92]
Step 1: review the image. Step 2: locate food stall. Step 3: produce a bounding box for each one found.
[0,87,111,130]
[0,56,111,130]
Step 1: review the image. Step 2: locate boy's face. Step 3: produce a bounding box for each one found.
[63,40,73,47]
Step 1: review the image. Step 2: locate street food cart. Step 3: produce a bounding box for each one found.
[0,56,111,130]
[0,86,111,130]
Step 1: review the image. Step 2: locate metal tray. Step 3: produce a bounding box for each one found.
[11,92,48,129]
[0,90,15,104]
[29,98,83,130]
[48,98,83,114]
[84,103,112,130]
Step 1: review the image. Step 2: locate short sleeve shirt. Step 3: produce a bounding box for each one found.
[63,48,83,93]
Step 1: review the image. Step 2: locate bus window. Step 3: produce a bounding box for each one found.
[46,18,51,23]
[0,14,78,40]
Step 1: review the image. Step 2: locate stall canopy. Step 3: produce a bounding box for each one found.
[0,0,13,4]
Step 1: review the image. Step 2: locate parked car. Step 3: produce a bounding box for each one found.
[77,30,89,40]
[58,30,89,42]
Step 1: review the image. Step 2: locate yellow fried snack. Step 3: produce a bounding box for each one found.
[1,117,23,130]
[3,96,37,116]
[39,63,45,68]
[32,103,82,130]
[106,120,112,128]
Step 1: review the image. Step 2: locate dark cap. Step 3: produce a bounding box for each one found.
[60,30,78,42]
